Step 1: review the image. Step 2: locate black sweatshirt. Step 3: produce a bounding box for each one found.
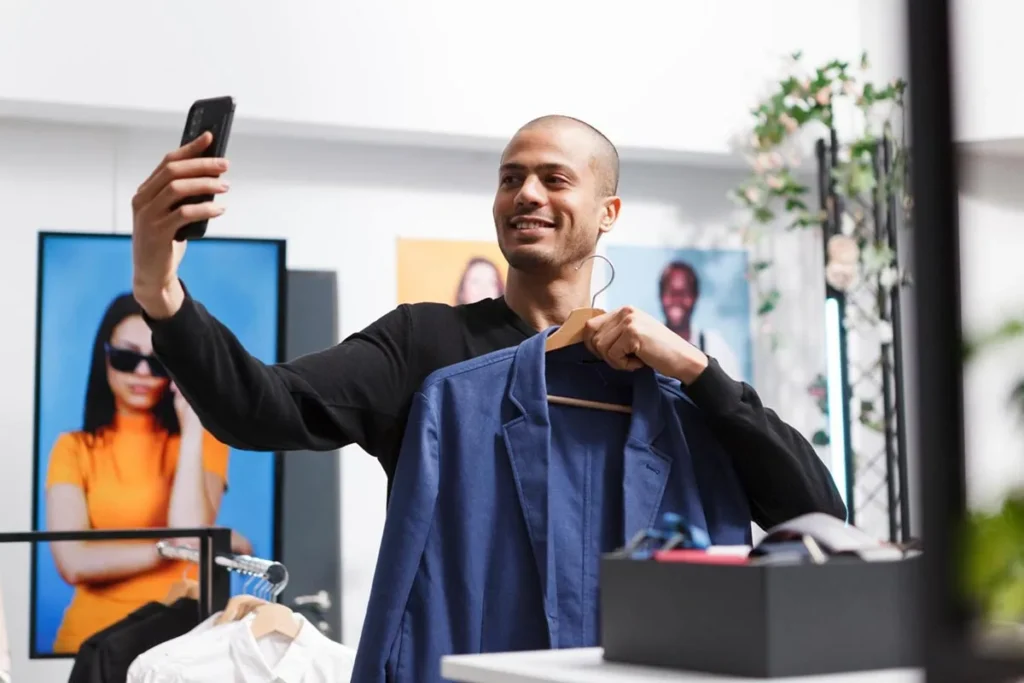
[145,286,846,530]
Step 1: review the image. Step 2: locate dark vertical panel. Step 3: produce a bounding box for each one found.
[278,270,343,641]
[903,2,1012,681]
[906,0,964,678]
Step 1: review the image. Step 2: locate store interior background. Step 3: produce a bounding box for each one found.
[1,0,1022,678]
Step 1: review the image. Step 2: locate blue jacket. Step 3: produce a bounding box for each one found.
[350,328,752,683]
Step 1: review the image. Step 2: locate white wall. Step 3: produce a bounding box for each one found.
[858,0,1024,145]
[0,0,864,159]
[958,153,1024,513]
[951,1,1024,144]
[0,116,832,680]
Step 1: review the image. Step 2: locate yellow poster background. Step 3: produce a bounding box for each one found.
[396,238,509,306]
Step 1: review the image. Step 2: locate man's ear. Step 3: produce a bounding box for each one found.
[598,196,622,235]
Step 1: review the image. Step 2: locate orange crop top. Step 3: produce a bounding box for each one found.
[45,412,229,652]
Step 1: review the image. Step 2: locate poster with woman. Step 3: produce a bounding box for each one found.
[31,232,284,657]
[605,245,754,384]
[396,238,508,306]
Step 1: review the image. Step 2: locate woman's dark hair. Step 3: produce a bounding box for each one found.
[455,257,505,305]
[82,293,178,436]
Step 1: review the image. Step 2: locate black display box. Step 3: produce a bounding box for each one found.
[600,554,922,677]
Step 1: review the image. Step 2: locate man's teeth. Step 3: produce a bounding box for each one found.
[514,221,552,229]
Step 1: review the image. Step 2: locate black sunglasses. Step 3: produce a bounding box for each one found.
[105,344,168,378]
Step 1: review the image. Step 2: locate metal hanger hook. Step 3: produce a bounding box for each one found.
[576,254,615,307]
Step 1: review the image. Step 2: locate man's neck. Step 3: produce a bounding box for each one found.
[504,262,594,332]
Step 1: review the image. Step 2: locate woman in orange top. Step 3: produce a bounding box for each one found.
[45,293,251,654]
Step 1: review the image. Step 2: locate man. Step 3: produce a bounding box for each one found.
[659,260,742,380]
[130,115,845,531]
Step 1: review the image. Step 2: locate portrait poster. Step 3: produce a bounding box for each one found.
[604,245,754,384]
[31,232,284,657]
[396,238,508,306]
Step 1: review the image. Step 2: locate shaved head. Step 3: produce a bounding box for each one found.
[493,115,623,274]
[515,115,620,198]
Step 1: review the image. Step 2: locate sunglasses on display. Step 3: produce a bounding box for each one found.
[105,344,169,378]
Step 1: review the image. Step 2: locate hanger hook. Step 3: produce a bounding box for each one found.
[576,254,615,308]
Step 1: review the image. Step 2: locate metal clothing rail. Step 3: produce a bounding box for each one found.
[156,541,289,601]
[0,527,233,621]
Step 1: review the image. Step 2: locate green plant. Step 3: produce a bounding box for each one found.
[963,317,1024,362]
[732,50,908,344]
[732,51,908,451]
[963,494,1024,624]
[962,318,1024,625]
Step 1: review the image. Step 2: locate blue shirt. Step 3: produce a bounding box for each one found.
[351,328,752,683]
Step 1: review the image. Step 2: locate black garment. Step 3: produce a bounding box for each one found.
[68,601,165,683]
[146,286,846,528]
[69,598,199,683]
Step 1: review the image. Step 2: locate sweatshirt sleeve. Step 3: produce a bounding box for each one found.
[683,357,847,529]
[144,282,413,458]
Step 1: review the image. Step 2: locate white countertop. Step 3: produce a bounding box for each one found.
[440,648,924,683]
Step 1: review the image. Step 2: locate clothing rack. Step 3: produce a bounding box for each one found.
[155,541,289,601]
[0,527,236,622]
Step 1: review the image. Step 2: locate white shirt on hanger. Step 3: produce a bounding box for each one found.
[127,611,354,683]
[127,611,224,677]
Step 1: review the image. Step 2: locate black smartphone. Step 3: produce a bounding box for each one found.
[173,96,236,241]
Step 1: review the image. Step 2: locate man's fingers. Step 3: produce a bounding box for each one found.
[135,153,228,209]
[607,330,641,369]
[156,200,226,238]
[584,312,612,333]
[621,357,645,371]
[587,319,618,363]
[156,156,227,192]
[136,132,213,189]
[168,131,214,163]
[589,316,644,371]
[148,176,230,217]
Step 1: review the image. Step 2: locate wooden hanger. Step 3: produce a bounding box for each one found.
[544,307,605,352]
[215,595,267,625]
[214,573,270,625]
[545,255,633,414]
[250,603,301,640]
[163,565,200,605]
[546,253,614,354]
[163,578,199,604]
[547,394,632,414]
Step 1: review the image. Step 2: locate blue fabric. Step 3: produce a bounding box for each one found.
[350,328,752,683]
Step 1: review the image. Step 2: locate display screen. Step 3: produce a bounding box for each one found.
[30,232,284,657]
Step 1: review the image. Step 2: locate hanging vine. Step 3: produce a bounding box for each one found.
[730,50,909,446]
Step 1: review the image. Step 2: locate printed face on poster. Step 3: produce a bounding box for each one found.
[31,232,284,657]
[605,246,754,384]
[396,238,508,306]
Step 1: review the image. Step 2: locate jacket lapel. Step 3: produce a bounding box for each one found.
[500,331,711,644]
[501,331,558,645]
